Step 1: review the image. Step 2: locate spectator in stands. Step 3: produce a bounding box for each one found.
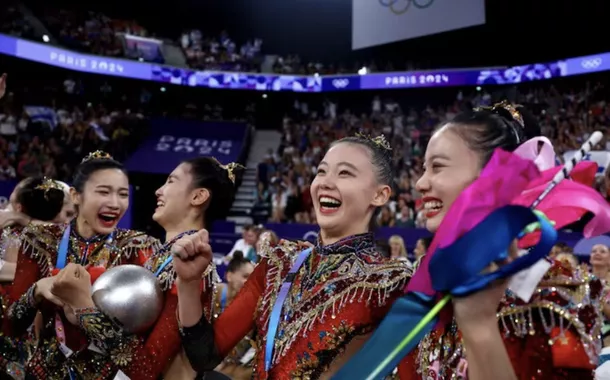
[270,181,288,222]
[590,243,610,282]
[388,235,408,260]
[257,153,276,187]
[0,158,16,180]
[378,206,395,227]
[0,6,35,40]
[413,236,432,261]
[254,182,271,209]
[394,198,415,228]
[225,224,258,262]
[16,152,41,178]
[549,242,571,258]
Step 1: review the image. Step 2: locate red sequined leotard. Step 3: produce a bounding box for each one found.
[397,260,603,379]
[0,225,32,379]
[142,229,219,380]
[181,232,412,379]
[1,222,164,380]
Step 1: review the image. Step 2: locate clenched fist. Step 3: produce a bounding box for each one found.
[172,229,213,283]
[51,263,94,309]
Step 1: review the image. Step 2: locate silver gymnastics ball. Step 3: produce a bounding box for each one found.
[91,265,164,334]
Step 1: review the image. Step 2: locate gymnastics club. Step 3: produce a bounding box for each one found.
[530,131,603,209]
[365,131,604,380]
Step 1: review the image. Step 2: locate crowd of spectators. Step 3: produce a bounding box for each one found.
[0,53,261,183]
[0,73,146,183]
[0,45,263,246]
[40,9,133,57]
[0,5,397,74]
[254,77,610,230]
[180,29,263,72]
[0,3,36,40]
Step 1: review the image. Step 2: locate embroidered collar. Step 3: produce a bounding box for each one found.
[70,220,112,245]
[160,230,198,254]
[315,232,377,257]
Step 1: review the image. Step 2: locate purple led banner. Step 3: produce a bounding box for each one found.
[2,32,610,93]
[0,34,17,56]
[564,53,610,77]
[14,39,153,80]
[360,70,484,89]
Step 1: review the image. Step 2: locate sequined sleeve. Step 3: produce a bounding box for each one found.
[3,254,43,337]
[4,224,74,337]
[498,261,602,378]
[74,307,140,364]
[180,259,268,373]
[74,293,181,380]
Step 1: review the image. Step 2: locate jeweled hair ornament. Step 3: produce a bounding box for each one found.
[474,100,525,128]
[82,150,113,163]
[35,177,63,199]
[355,132,392,152]
[220,162,245,184]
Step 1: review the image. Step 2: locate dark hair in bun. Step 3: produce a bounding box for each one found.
[330,134,394,232]
[17,177,65,221]
[331,134,393,186]
[227,250,251,273]
[442,101,540,167]
[181,157,241,228]
[72,158,127,193]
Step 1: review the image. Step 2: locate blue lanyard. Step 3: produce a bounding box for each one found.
[264,247,313,371]
[154,230,198,277]
[55,225,115,270]
[154,255,173,277]
[220,285,228,312]
[56,226,71,270]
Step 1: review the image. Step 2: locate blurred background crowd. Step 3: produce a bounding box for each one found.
[0,0,608,261]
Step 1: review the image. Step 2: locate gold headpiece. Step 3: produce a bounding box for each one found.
[355,132,392,152]
[220,162,245,184]
[474,100,525,128]
[35,177,63,199]
[82,150,113,163]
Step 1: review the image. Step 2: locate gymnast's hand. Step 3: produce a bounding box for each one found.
[452,240,519,334]
[51,263,94,309]
[172,229,213,283]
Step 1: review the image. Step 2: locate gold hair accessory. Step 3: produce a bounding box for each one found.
[35,177,63,199]
[81,150,113,163]
[220,162,245,184]
[475,100,525,128]
[355,132,392,152]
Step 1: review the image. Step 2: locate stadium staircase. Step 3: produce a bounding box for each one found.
[228,130,282,231]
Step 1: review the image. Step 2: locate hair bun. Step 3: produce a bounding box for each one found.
[514,105,541,141]
[475,101,540,144]
[232,250,244,260]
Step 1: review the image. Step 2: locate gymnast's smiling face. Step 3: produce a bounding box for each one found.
[416,125,482,233]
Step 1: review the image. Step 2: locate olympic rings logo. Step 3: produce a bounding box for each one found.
[379,0,434,15]
[581,58,603,70]
[332,79,350,88]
